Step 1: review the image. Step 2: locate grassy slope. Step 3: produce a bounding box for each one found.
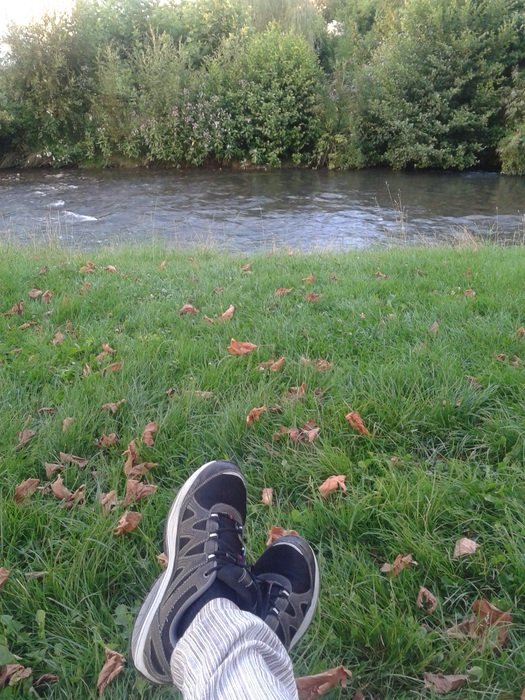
[0,244,524,699]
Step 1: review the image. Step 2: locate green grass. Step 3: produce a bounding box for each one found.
[0,243,524,699]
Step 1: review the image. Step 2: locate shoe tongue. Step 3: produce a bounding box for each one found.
[216,563,258,612]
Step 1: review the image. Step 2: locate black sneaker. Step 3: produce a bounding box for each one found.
[131,460,258,685]
[252,534,320,650]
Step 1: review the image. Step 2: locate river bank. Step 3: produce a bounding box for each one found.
[1,244,524,698]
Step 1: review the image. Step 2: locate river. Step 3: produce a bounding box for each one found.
[0,168,524,251]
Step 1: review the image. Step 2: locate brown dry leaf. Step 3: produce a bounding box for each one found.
[44,463,63,479]
[100,490,118,514]
[159,260,167,270]
[319,475,347,497]
[52,331,65,345]
[261,487,274,506]
[42,290,53,304]
[0,567,10,588]
[453,537,478,558]
[125,462,157,479]
[380,554,418,576]
[96,648,125,695]
[179,303,199,315]
[429,320,440,334]
[83,363,92,376]
[266,525,299,546]
[38,406,57,415]
[302,420,320,442]
[227,338,257,355]
[62,417,74,432]
[65,484,85,508]
[466,375,482,388]
[165,387,177,398]
[305,292,320,302]
[296,665,352,700]
[0,664,33,687]
[104,265,117,273]
[516,327,525,338]
[33,674,59,688]
[98,433,119,448]
[59,452,89,468]
[15,478,40,503]
[101,399,126,413]
[285,383,306,401]
[423,673,468,695]
[123,479,158,506]
[246,406,267,426]
[157,552,168,569]
[80,261,96,273]
[464,288,476,297]
[521,689,525,700]
[114,511,142,535]
[142,421,158,447]
[102,362,123,375]
[240,263,252,272]
[19,321,34,330]
[302,274,315,284]
[345,411,370,436]
[4,301,24,316]
[417,586,438,614]
[122,439,139,475]
[16,429,35,450]
[51,475,72,500]
[28,288,44,300]
[220,304,235,320]
[300,357,332,372]
[275,287,293,296]
[96,343,116,362]
[375,270,387,279]
[268,404,283,414]
[214,287,224,294]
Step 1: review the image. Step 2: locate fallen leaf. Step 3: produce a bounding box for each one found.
[319,475,347,497]
[466,375,482,388]
[101,399,126,413]
[516,327,525,338]
[96,343,116,362]
[100,490,118,514]
[19,321,34,330]
[261,487,273,506]
[97,433,119,448]
[142,421,158,447]
[246,406,266,426]
[380,554,417,576]
[122,439,139,475]
[300,357,332,371]
[417,586,438,614]
[38,406,57,415]
[4,300,24,316]
[59,452,89,468]
[96,648,125,695]
[114,511,142,535]
[305,292,320,302]
[220,304,235,320]
[285,383,306,401]
[0,664,32,687]
[240,263,252,272]
[214,287,224,294]
[275,287,293,296]
[266,526,299,546]
[302,274,315,284]
[429,321,440,334]
[83,363,92,376]
[423,673,468,695]
[125,462,157,478]
[165,387,177,397]
[0,567,10,588]
[296,665,352,700]
[28,288,43,299]
[159,260,167,270]
[464,289,476,297]
[16,429,35,450]
[268,404,283,413]
[104,265,117,273]
[453,537,478,558]
[352,690,366,700]
[62,417,74,432]
[50,474,71,500]
[227,338,257,355]
[102,362,122,374]
[157,552,168,569]
[44,463,63,479]
[122,479,157,506]
[179,303,199,315]
[79,261,96,273]
[260,357,286,372]
[274,420,320,443]
[32,674,59,688]
[345,411,370,436]
[42,290,53,304]
[14,478,40,503]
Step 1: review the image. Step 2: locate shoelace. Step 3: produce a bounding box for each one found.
[258,579,290,619]
[207,512,246,567]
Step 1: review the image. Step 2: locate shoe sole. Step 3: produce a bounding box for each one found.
[272,537,320,651]
[131,460,243,684]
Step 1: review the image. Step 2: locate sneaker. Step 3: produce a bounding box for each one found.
[252,534,320,650]
[131,460,258,685]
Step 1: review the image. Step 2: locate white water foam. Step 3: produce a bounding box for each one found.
[62,210,98,222]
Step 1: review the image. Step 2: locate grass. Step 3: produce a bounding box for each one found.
[0,243,524,699]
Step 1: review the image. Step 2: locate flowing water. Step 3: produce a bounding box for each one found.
[0,168,524,251]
